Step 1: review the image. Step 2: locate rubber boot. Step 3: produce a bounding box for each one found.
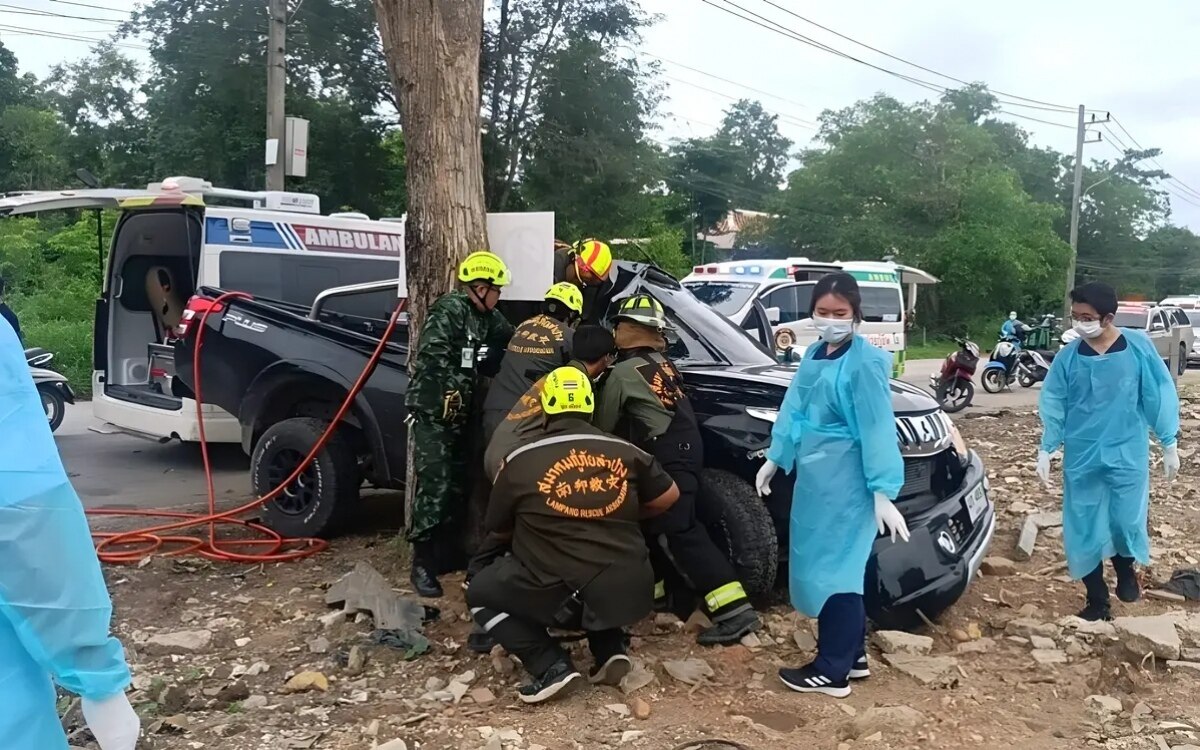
[410,541,443,598]
[697,606,761,646]
[1112,556,1141,603]
[1078,564,1112,621]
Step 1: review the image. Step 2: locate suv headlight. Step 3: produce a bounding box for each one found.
[949,422,969,460]
[746,407,778,423]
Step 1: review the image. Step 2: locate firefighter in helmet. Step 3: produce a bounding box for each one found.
[594,293,761,645]
[554,239,613,324]
[405,251,515,598]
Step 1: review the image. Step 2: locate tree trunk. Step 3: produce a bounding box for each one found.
[374,0,489,529]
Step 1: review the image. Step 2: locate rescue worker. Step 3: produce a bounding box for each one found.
[594,294,761,646]
[755,272,909,698]
[1001,311,1019,339]
[481,281,584,443]
[555,239,613,323]
[406,251,515,598]
[467,367,681,704]
[1037,281,1179,621]
[0,316,139,749]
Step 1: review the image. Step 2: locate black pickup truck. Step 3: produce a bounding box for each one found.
[176,261,994,629]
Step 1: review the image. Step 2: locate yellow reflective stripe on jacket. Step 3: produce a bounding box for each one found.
[704,581,748,611]
[654,580,666,599]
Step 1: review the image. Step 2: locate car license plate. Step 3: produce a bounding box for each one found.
[964,483,987,523]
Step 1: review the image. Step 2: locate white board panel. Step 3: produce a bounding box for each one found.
[486,211,556,302]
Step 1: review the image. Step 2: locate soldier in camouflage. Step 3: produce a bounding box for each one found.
[405,251,515,598]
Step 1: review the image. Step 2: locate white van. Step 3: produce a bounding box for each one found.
[683,258,936,375]
[0,178,406,443]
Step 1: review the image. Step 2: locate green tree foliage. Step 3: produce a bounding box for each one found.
[521,38,661,240]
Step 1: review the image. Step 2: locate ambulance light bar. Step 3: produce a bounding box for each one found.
[147,176,321,215]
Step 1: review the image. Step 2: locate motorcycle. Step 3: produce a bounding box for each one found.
[929,337,980,413]
[982,332,1023,393]
[1015,348,1053,388]
[26,347,74,432]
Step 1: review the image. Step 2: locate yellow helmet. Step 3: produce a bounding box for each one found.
[572,239,613,281]
[458,251,511,287]
[544,282,584,315]
[613,293,669,330]
[540,366,594,416]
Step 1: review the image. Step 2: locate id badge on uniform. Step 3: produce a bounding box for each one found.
[461,347,475,369]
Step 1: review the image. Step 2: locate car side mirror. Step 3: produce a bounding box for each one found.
[765,306,781,325]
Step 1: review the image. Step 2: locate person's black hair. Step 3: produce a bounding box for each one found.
[1070,281,1118,318]
[542,299,577,323]
[572,325,616,363]
[809,271,863,322]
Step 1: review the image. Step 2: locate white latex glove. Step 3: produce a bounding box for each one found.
[873,492,910,543]
[1164,444,1180,482]
[1036,450,1051,487]
[82,693,140,750]
[755,460,778,497]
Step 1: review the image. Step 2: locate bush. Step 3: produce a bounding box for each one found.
[21,317,92,396]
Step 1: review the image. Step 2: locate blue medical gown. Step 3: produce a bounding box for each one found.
[766,336,905,617]
[1038,331,1179,579]
[0,318,131,749]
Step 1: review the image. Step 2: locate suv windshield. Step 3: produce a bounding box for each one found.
[1114,310,1149,329]
[683,280,759,318]
[1188,311,1200,327]
[608,267,774,366]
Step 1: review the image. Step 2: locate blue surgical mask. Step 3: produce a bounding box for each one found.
[812,316,855,343]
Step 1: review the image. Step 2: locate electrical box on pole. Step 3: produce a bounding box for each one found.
[285,117,309,178]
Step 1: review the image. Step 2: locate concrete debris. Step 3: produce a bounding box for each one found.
[793,629,817,651]
[957,638,995,655]
[448,680,471,704]
[620,662,655,694]
[234,637,251,648]
[630,697,651,720]
[1030,635,1057,650]
[245,661,271,677]
[1113,615,1183,660]
[619,730,645,744]
[243,695,269,709]
[663,658,714,685]
[1030,649,1068,665]
[1014,512,1063,561]
[425,676,447,692]
[740,632,763,648]
[1005,618,1060,639]
[1131,702,1153,733]
[283,671,329,693]
[469,687,496,705]
[842,705,928,740]
[981,557,1018,577]
[307,636,330,654]
[1085,695,1123,715]
[318,609,348,629]
[872,630,934,655]
[325,561,425,631]
[606,703,631,717]
[490,645,515,677]
[375,741,409,750]
[1146,589,1187,602]
[144,629,214,655]
[1059,616,1118,637]
[881,653,960,687]
[1166,660,1200,675]
[346,645,366,675]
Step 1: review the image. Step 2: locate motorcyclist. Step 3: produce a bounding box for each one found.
[481,282,584,444]
[466,367,680,704]
[405,251,515,598]
[1000,311,1019,339]
[593,294,761,646]
[0,315,139,749]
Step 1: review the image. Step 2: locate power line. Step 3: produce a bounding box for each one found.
[660,74,816,130]
[0,22,146,49]
[634,48,814,112]
[0,4,121,22]
[751,0,1078,113]
[1108,116,1200,202]
[996,109,1078,131]
[47,0,130,15]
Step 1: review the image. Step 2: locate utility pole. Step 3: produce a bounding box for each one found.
[1064,105,1108,315]
[265,0,287,191]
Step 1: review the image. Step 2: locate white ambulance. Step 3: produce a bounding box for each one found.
[0,177,408,443]
[683,258,937,376]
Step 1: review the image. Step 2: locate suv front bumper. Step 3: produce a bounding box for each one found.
[865,450,995,630]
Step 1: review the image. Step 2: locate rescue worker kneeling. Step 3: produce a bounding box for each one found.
[481,281,584,443]
[466,367,680,704]
[594,294,761,645]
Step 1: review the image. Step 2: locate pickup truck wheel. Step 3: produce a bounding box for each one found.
[252,417,360,538]
[700,468,779,597]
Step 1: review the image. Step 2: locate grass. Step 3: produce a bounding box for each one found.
[905,339,958,361]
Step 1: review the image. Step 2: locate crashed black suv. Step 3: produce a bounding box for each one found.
[178,261,994,631]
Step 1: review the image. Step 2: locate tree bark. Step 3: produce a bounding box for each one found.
[374,0,489,524]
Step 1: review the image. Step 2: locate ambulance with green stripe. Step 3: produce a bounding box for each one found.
[682,259,937,376]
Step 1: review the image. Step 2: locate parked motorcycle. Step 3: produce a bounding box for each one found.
[1015,348,1053,388]
[929,338,980,413]
[982,334,1022,393]
[26,347,74,432]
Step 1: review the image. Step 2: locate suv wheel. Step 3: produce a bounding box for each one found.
[251,417,360,538]
[1179,344,1187,377]
[699,468,779,597]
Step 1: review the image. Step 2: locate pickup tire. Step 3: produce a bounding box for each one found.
[700,468,779,597]
[251,417,360,538]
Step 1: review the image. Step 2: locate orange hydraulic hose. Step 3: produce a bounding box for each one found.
[87,291,406,564]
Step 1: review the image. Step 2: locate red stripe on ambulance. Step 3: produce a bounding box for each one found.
[290,225,403,256]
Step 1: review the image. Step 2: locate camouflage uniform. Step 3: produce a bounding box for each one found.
[406,289,513,543]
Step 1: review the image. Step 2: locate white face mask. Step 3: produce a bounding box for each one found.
[812,315,855,343]
[1009,312,1018,320]
[1073,320,1103,339]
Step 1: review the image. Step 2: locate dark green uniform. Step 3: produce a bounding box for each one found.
[405,290,513,543]
[467,417,675,677]
[482,314,574,442]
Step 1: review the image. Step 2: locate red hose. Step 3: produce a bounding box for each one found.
[86,292,406,564]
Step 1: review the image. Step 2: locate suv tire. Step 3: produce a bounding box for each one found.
[700,468,779,597]
[252,417,360,538]
[1179,344,1187,377]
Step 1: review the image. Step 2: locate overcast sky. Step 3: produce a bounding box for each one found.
[5,0,1200,230]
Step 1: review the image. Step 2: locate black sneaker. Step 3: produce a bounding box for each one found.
[1115,567,1141,603]
[467,627,495,654]
[1078,600,1113,622]
[848,656,870,680]
[409,562,443,598]
[518,661,584,704]
[697,608,761,646]
[779,663,851,698]
[589,654,632,685]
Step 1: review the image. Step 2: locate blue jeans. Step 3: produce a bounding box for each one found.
[813,592,866,680]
